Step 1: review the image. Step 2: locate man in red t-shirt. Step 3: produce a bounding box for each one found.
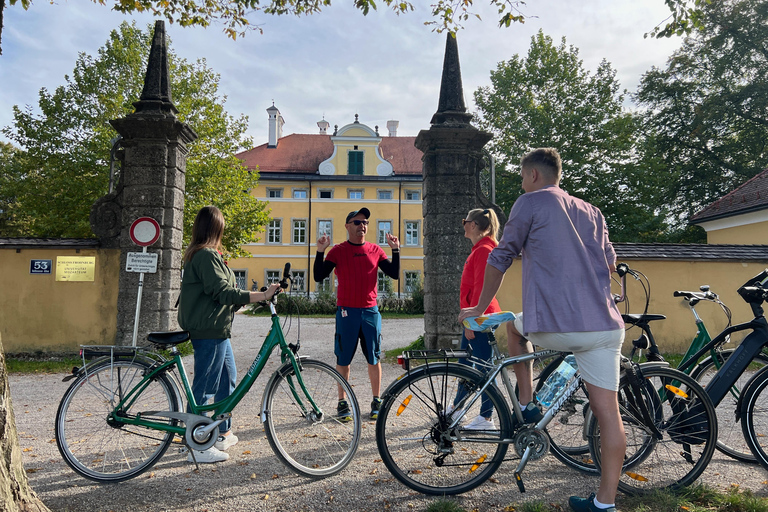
[313,207,399,421]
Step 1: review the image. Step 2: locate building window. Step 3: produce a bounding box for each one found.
[293,188,308,199]
[405,221,420,246]
[292,270,306,292]
[318,219,332,244]
[404,189,420,201]
[266,270,281,285]
[233,270,247,290]
[377,189,393,200]
[348,189,363,200]
[267,219,282,244]
[348,150,364,175]
[377,220,392,245]
[377,270,392,295]
[268,188,283,198]
[405,271,421,294]
[318,189,333,199]
[292,219,307,244]
[317,276,333,293]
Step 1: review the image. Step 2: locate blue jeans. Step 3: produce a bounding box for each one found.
[454,330,494,419]
[189,338,236,434]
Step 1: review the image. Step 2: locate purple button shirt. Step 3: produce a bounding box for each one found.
[487,186,624,335]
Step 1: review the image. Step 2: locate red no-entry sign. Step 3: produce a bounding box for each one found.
[129,217,161,247]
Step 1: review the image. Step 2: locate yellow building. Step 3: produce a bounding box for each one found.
[230,107,424,296]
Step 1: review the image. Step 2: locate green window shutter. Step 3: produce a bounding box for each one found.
[348,151,364,175]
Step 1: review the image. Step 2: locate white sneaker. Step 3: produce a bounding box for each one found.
[464,415,495,430]
[214,433,238,451]
[187,446,229,464]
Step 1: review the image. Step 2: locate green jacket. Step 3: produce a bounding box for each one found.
[178,248,251,339]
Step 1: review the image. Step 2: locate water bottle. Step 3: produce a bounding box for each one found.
[536,355,578,407]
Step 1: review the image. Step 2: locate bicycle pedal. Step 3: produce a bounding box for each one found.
[514,471,526,493]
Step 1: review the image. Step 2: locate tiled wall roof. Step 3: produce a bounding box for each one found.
[0,238,101,248]
[691,168,768,223]
[615,243,768,261]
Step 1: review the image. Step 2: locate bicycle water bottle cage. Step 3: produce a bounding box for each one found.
[462,311,517,332]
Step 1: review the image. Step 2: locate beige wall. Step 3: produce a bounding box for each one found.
[707,222,768,244]
[0,247,120,353]
[494,259,768,354]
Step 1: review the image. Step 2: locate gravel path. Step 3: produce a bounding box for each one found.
[9,314,768,511]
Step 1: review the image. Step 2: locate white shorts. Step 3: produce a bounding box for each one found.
[513,314,624,391]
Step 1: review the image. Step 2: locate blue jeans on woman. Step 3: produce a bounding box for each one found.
[454,330,494,419]
[190,338,236,434]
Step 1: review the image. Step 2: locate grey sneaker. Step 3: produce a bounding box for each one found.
[337,399,353,423]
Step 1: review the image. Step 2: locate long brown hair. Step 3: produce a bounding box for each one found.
[184,206,225,263]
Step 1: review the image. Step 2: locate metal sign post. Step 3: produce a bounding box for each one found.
[128,217,161,347]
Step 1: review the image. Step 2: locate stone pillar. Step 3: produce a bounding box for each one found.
[415,34,494,349]
[90,21,197,346]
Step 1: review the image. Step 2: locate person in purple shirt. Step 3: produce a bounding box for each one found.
[459,148,625,512]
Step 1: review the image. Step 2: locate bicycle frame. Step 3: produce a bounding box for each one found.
[100,301,321,438]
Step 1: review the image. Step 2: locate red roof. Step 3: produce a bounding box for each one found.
[691,168,768,223]
[236,133,423,175]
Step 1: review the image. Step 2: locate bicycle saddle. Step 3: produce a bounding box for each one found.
[622,313,666,324]
[462,311,517,332]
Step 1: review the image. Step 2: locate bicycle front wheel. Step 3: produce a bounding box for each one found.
[692,349,768,462]
[375,363,512,495]
[55,358,181,482]
[587,366,717,495]
[741,366,768,469]
[263,359,361,478]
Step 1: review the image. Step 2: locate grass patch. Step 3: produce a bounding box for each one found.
[5,353,82,374]
[424,499,466,512]
[383,335,425,364]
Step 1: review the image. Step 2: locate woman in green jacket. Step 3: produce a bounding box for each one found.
[178,206,280,464]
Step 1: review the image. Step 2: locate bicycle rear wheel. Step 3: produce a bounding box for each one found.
[692,349,768,462]
[587,365,717,495]
[263,359,361,478]
[741,366,768,469]
[55,358,181,482]
[534,355,598,474]
[375,363,512,495]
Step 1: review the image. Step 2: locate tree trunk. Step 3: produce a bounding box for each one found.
[0,333,50,512]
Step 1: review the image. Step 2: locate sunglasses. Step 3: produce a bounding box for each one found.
[349,220,369,226]
[462,219,475,226]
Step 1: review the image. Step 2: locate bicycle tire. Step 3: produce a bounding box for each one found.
[534,355,598,475]
[375,363,513,495]
[55,358,181,482]
[263,359,361,478]
[741,366,768,469]
[691,349,768,462]
[587,365,717,495]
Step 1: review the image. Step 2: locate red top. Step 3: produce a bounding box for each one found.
[460,236,502,313]
[326,241,387,308]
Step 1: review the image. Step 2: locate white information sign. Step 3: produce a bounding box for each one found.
[126,252,158,274]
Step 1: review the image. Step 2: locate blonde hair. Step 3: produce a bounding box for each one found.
[466,208,500,242]
[184,206,225,263]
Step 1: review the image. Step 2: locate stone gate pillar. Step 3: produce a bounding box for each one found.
[90,21,197,345]
[415,34,493,349]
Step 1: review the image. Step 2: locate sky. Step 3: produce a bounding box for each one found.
[0,1,683,147]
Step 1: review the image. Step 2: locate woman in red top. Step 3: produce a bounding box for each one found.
[453,208,501,430]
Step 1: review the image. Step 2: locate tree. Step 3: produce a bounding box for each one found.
[635,0,768,229]
[1,0,708,55]
[1,22,268,256]
[473,30,670,242]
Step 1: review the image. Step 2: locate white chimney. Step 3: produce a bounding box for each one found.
[317,118,330,134]
[387,120,399,137]
[267,103,284,148]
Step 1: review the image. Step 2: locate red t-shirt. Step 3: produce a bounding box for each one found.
[326,241,387,308]
[460,236,501,314]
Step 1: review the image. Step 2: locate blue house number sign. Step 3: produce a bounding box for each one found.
[30,259,52,274]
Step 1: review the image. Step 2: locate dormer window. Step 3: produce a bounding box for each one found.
[348,150,364,175]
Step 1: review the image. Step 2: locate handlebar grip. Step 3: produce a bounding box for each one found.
[673,291,684,297]
[616,262,629,277]
[280,262,292,289]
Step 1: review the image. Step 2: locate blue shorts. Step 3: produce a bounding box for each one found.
[335,306,382,366]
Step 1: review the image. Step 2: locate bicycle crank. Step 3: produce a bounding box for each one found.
[513,427,550,461]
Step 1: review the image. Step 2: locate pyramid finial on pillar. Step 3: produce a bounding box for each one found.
[431,32,473,126]
[133,20,178,115]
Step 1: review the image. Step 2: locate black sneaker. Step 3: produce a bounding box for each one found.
[569,493,616,512]
[522,402,544,423]
[370,398,383,420]
[337,399,352,423]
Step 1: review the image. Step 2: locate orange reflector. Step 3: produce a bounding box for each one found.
[469,454,487,473]
[625,471,649,482]
[397,395,412,416]
[665,384,689,399]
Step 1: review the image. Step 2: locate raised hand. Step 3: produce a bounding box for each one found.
[385,232,400,250]
[317,234,331,252]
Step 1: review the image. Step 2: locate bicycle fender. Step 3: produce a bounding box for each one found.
[259,356,311,423]
[380,363,488,402]
[736,364,768,420]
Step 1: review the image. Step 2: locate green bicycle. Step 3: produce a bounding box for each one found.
[55,263,361,483]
